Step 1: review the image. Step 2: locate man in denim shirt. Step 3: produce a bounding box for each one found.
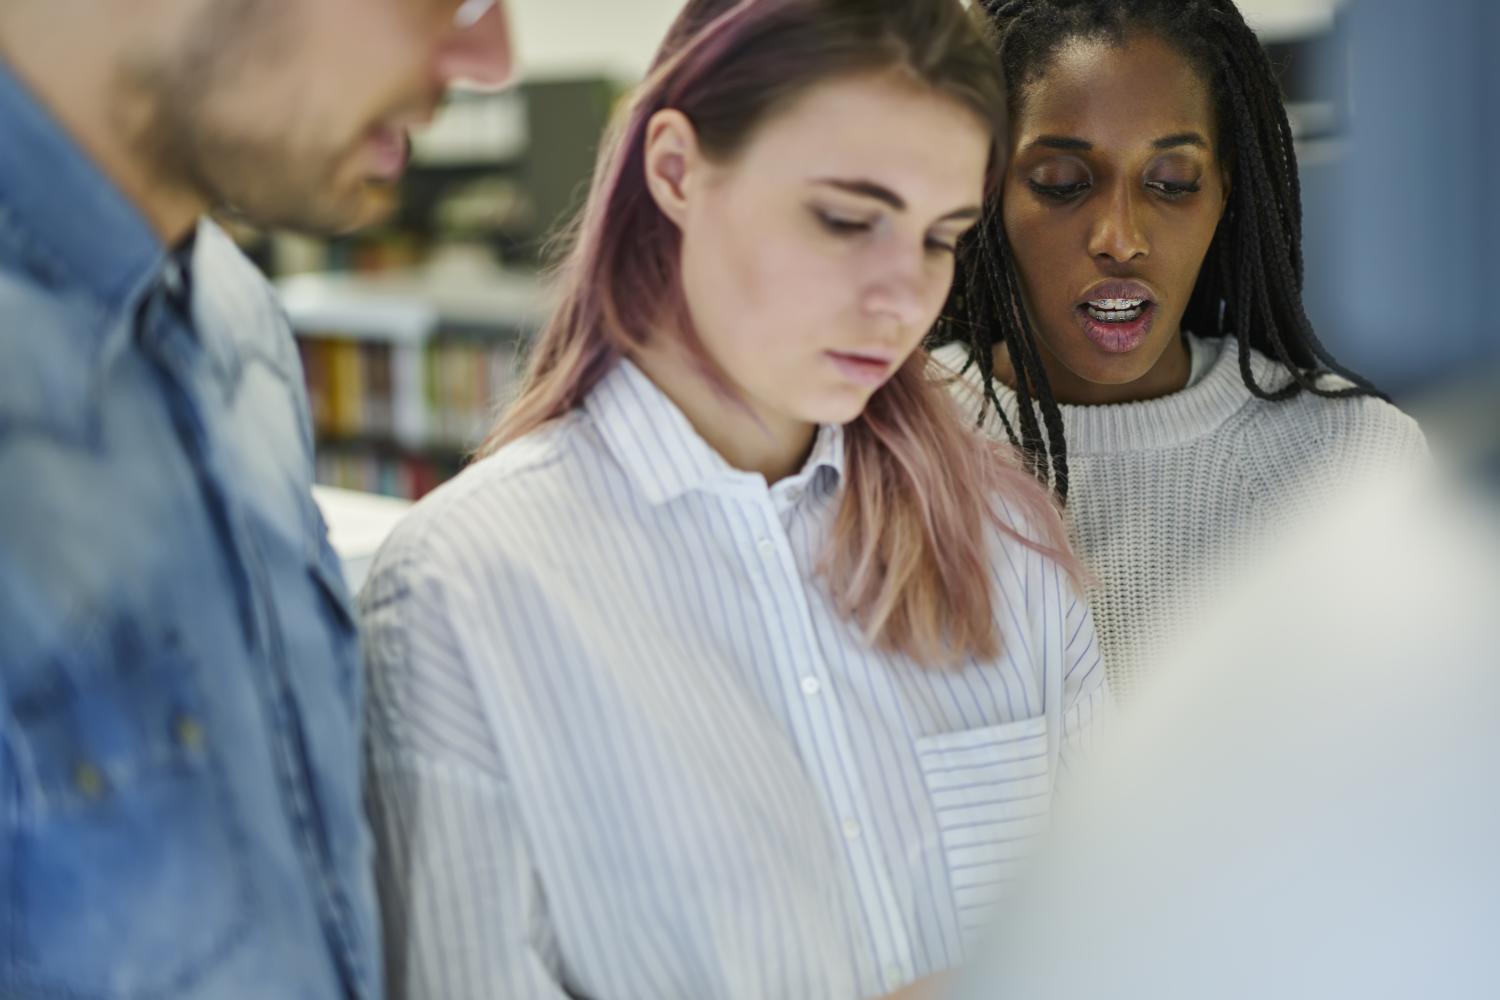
[0,1,511,996]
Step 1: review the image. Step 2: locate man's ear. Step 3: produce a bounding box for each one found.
[642,108,703,230]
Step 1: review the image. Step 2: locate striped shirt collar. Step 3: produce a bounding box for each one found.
[585,357,846,507]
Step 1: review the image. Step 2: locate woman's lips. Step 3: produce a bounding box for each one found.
[1076,301,1156,354]
[826,351,895,387]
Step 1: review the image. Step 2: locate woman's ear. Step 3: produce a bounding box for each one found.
[643,108,703,230]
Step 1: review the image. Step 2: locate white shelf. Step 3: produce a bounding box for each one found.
[410,90,528,167]
[275,265,550,341]
[277,273,438,344]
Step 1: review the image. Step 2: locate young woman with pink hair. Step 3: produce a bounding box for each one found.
[360,1,1106,996]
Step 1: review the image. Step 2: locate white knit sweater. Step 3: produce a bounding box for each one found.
[934,335,1429,703]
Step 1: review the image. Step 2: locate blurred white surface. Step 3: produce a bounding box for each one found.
[312,485,412,592]
[501,0,1349,81]
[957,472,1500,999]
[505,0,684,80]
[1236,0,1347,40]
[277,261,548,338]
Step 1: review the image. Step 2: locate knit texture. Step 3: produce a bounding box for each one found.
[934,335,1429,703]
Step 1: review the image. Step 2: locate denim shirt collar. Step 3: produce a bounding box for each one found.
[0,60,169,319]
[0,59,236,438]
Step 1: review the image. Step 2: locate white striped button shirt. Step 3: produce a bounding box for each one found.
[360,358,1107,1000]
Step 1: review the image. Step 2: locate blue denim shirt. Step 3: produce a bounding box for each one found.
[0,63,379,999]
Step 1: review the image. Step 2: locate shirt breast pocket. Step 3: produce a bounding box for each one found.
[4,616,255,998]
[915,716,1052,940]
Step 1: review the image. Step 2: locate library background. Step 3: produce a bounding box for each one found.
[251,75,613,500]
[246,0,1495,514]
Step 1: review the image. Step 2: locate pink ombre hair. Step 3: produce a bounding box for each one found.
[483,0,1080,667]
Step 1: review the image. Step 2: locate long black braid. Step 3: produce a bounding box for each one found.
[935,0,1386,501]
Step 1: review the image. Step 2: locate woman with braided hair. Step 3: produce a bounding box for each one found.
[935,0,1428,703]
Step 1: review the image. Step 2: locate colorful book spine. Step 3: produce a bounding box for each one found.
[295,329,519,499]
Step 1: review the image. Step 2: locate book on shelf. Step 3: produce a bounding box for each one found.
[277,268,544,500]
[294,334,521,499]
[314,446,458,501]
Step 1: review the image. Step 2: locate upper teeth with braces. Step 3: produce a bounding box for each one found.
[1086,297,1147,321]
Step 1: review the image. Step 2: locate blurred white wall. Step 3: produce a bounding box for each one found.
[505,0,686,81]
[1236,0,1347,40]
[504,0,1350,81]
[955,472,1500,1000]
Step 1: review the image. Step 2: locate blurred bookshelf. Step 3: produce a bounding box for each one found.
[277,259,552,499]
[252,77,619,500]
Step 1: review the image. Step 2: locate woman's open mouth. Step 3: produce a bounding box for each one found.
[1074,283,1158,354]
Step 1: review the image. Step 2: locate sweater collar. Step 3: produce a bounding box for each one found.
[934,334,1292,454]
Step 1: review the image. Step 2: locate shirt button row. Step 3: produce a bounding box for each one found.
[71,713,206,799]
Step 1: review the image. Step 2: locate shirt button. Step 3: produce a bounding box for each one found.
[800,676,821,696]
[74,762,106,799]
[757,537,775,556]
[884,964,905,987]
[841,818,862,841]
[173,714,205,750]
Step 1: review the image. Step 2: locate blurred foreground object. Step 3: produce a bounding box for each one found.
[957,469,1500,999]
